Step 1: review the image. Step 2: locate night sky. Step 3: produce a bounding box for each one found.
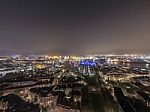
[0,0,150,55]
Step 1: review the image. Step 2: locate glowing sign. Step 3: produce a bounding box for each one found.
[80,60,96,66]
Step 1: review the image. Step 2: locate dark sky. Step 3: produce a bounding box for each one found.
[0,0,150,55]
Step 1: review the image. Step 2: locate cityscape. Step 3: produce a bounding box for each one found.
[0,54,149,112]
[0,0,150,112]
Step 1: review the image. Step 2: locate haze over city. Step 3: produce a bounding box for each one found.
[0,1,150,112]
[0,0,150,55]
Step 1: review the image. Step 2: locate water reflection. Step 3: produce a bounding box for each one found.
[123,63,150,70]
[112,61,150,70]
